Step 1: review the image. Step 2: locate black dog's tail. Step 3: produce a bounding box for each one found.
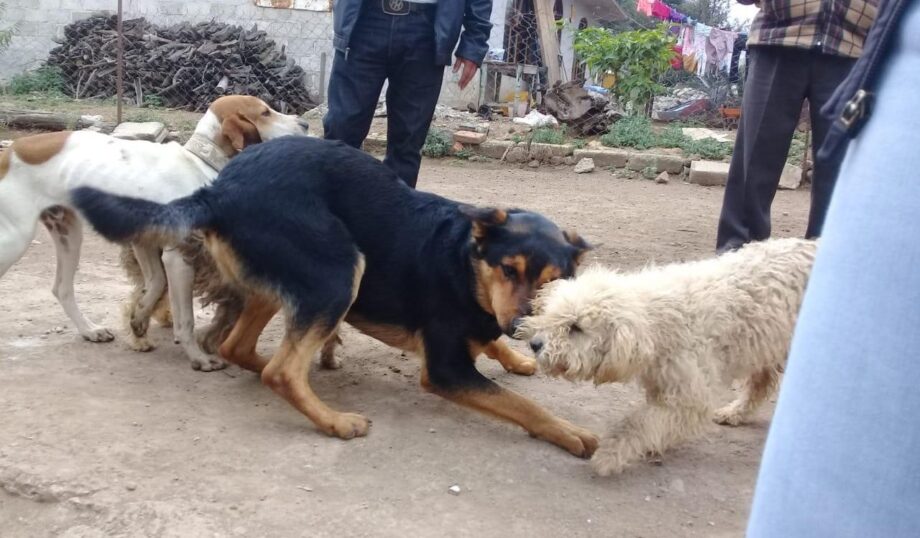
[70,187,215,244]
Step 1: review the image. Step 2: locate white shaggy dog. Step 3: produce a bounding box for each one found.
[522,238,816,476]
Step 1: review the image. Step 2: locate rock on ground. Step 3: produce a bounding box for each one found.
[574,158,595,174]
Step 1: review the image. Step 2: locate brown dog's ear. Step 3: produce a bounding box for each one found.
[563,230,593,265]
[221,114,261,153]
[460,205,508,243]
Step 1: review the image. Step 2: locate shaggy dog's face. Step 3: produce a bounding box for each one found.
[521,268,645,384]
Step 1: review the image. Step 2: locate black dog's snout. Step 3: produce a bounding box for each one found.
[297,118,310,132]
[509,317,526,338]
[530,338,544,354]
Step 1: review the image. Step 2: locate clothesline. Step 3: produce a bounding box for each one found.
[635,0,746,78]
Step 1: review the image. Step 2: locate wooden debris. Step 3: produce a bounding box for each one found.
[47,15,318,114]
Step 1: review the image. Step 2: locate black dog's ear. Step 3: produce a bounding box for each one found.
[563,230,593,265]
[460,205,508,243]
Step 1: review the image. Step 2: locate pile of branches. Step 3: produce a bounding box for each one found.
[47,15,317,114]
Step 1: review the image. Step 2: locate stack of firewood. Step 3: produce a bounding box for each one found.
[47,15,317,114]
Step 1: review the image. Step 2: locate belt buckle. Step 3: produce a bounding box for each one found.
[382,0,409,15]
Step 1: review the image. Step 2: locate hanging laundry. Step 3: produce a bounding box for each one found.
[636,0,654,17]
[707,28,737,74]
[680,25,697,74]
[667,7,688,23]
[671,44,683,70]
[651,0,671,20]
[693,23,712,77]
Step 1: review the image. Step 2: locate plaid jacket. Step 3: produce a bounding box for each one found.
[744,0,880,58]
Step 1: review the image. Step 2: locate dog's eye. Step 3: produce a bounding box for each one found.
[261,109,271,117]
[501,265,517,280]
[570,324,582,334]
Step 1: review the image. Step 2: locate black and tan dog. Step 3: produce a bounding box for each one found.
[72,136,598,457]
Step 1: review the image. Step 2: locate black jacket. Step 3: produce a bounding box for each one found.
[819,0,914,162]
[332,0,493,66]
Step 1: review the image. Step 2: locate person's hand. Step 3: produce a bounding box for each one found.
[453,57,479,90]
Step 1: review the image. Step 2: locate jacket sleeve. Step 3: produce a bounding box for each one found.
[454,0,493,65]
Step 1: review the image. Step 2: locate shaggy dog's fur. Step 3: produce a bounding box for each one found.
[522,238,816,475]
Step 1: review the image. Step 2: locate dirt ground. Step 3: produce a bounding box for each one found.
[0,160,811,537]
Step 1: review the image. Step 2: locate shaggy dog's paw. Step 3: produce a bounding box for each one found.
[713,407,744,426]
[190,354,228,372]
[82,326,115,343]
[538,420,599,458]
[325,413,370,439]
[129,336,155,352]
[591,445,628,476]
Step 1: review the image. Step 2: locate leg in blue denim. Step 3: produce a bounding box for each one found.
[383,12,444,188]
[323,10,389,150]
[748,4,920,536]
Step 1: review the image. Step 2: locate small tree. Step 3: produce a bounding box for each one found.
[573,25,675,116]
[0,3,17,54]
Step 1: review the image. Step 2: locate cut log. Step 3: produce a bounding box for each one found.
[0,109,72,130]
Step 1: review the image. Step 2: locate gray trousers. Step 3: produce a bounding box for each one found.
[716,46,855,252]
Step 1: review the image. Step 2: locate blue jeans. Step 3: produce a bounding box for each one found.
[323,1,445,188]
[747,3,920,536]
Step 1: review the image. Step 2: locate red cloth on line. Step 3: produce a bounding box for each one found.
[671,45,683,69]
[651,0,671,19]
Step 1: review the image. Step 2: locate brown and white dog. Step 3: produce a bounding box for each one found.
[0,95,309,369]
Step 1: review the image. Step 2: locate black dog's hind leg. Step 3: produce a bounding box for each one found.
[259,254,369,439]
[421,323,598,458]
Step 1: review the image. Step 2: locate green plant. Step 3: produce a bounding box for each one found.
[600,116,657,149]
[572,138,587,149]
[0,3,18,52]
[574,25,675,116]
[531,126,567,145]
[641,165,658,179]
[454,148,473,160]
[6,65,65,95]
[786,130,808,166]
[511,133,524,144]
[422,129,452,158]
[144,94,165,108]
[656,124,687,148]
[601,116,733,159]
[683,137,732,160]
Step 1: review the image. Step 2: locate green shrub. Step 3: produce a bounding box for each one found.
[422,129,453,158]
[786,130,808,166]
[144,94,165,108]
[600,116,657,149]
[601,116,733,159]
[683,137,732,160]
[656,124,687,148]
[7,65,65,95]
[531,126,567,145]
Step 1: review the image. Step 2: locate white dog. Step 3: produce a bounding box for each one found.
[522,238,816,475]
[0,96,309,370]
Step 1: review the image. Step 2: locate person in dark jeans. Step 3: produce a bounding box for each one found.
[716,0,879,253]
[324,0,492,188]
